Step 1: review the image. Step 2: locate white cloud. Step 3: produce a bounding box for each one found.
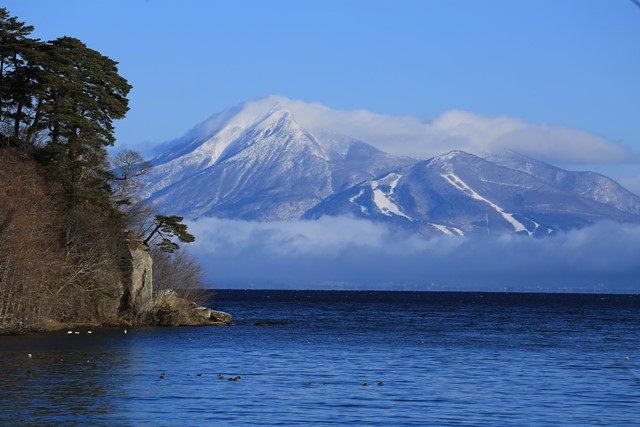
[141,95,633,166]
[186,216,640,292]
[264,96,631,164]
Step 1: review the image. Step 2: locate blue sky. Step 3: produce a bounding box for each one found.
[5,0,640,186]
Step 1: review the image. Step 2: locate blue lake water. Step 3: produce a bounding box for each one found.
[1,290,639,425]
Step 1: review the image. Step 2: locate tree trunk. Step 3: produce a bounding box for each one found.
[25,98,43,144]
[13,102,23,139]
[143,222,163,246]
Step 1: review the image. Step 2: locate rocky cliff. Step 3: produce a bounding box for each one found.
[118,240,154,315]
[118,238,231,327]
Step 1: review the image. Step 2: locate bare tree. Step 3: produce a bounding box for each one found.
[110,149,151,206]
[151,247,208,306]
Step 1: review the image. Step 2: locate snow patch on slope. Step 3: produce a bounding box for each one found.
[431,223,464,236]
[441,173,530,235]
[370,173,411,220]
[349,188,367,214]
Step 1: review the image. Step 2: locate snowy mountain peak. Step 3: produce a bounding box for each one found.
[138,97,640,231]
[141,96,409,220]
[429,150,479,165]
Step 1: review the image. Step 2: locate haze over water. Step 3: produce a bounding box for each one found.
[1,290,639,425]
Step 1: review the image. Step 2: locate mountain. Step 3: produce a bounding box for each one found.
[140,96,640,235]
[485,150,640,215]
[305,151,640,236]
[141,96,412,220]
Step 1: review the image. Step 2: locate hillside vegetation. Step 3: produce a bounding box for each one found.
[0,8,211,333]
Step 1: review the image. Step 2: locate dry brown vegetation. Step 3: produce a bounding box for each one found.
[0,8,217,334]
[0,150,123,333]
[151,247,208,306]
[0,150,212,333]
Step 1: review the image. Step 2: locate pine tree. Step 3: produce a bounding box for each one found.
[143,215,196,252]
[38,36,132,206]
[0,8,40,146]
[1,8,132,208]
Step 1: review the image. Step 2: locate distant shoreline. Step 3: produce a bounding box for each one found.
[207,288,640,296]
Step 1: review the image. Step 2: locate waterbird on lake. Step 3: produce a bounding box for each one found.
[27,354,32,358]
[625,356,630,361]
[362,382,368,387]
[67,331,73,334]
[227,375,241,381]
[87,331,92,334]
[74,331,80,335]
[218,374,225,380]
[377,381,384,386]
[124,329,127,334]
[197,373,203,377]
[159,372,165,379]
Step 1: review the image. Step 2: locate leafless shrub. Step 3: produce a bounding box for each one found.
[0,150,124,332]
[151,247,208,306]
[55,208,123,323]
[0,150,65,332]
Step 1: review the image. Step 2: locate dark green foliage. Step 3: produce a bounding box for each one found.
[0,8,131,208]
[143,215,196,252]
[0,7,200,332]
[38,36,131,207]
[0,8,38,145]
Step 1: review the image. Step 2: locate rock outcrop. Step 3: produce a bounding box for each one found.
[116,239,231,327]
[118,240,154,315]
[146,290,232,326]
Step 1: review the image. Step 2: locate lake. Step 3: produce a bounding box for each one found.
[1,290,639,425]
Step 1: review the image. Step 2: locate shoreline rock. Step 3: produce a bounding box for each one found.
[144,290,232,327]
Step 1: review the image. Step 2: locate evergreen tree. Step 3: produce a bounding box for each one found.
[1,8,132,208]
[143,215,196,252]
[39,36,132,206]
[0,8,39,146]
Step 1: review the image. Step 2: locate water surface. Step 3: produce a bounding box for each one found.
[1,291,639,425]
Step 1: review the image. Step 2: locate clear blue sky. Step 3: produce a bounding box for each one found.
[4,0,640,176]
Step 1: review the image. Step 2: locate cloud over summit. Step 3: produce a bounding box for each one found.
[227,96,632,165]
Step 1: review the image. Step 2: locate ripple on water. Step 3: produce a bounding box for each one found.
[1,291,639,425]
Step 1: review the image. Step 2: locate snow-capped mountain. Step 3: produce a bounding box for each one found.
[142,96,412,220]
[141,96,640,235]
[485,150,640,215]
[305,151,640,236]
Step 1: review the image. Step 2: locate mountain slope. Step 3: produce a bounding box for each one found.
[485,150,640,215]
[139,96,640,234]
[142,97,412,220]
[305,151,639,236]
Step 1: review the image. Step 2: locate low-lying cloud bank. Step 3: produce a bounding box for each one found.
[187,217,640,293]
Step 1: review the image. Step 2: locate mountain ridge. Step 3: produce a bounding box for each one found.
[139,96,640,235]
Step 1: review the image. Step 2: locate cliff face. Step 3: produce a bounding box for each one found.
[117,239,232,327]
[0,151,130,332]
[118,241,154,315]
